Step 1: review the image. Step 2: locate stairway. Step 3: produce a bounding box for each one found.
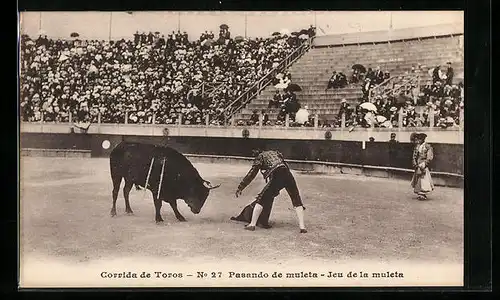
[234,35,464,123]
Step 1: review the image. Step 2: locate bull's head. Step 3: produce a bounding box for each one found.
[183,179,220,214]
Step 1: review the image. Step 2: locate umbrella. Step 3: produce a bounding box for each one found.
[234,36,244,42]
[352,64,366,73]
[376,115,387,123]
[285,83,302,92]
[359,102,378,112]
[272,32,281,36]
[299,34,309,40]
[220,24,229,30]
[70,32,80,38]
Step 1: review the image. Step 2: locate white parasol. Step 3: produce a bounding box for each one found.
[360,102,378,112]
[295,108,310,124]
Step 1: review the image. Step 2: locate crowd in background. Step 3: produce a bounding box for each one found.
[19,26,310,125]
[321,62,463,129]
[20,25,462,129]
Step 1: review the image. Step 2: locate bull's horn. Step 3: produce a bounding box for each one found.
[203,180,221,190]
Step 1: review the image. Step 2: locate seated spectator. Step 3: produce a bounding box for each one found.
[350,68,361,83]
[383,71,390,81]
[325,71,348,91]
[262,109,270,125]
[248,110,259,126]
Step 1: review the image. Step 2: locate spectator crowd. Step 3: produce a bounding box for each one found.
[20,26,312,125]
[20,25,462,130]
[323,62,463,129]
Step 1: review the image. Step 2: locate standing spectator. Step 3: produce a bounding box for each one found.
[365,67,375,82]
[362,78,372,100]
[431,65,441,83]
[445,62,454,86]
[374,66,384,84]
[337,99,350,119]
[388,133,399,167]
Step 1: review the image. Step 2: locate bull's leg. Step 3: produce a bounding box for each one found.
[168,200,187,222]
[110,175,122,217]
[153,194,164,223]
[123,180,134,215]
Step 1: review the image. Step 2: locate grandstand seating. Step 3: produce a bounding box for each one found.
[19,31,308,125]
[19,24,464,129]
[235,35,463,123]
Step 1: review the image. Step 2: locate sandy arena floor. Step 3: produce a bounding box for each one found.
[19,157,464,288]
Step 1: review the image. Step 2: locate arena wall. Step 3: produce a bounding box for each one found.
[20,132,464,177]
[21,123,464,144]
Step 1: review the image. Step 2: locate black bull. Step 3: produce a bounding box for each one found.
[109,142,220,223]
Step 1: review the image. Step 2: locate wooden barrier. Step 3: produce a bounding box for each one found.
[184,154,463,188]
[20,148,92,158]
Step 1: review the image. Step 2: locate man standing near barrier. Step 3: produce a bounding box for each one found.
[410,133,435,200]
[232,149,307,233]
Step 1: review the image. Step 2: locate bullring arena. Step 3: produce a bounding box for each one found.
[19,11,464,288]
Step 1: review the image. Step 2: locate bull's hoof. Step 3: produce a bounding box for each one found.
[126,210,134,215]
[300,229,308,234]
[176,216,187,222]
[110,210,117,217]
[155,219,164,224]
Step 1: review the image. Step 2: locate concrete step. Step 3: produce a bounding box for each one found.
[310,42,460,53]
[304,46,460,55]
[231,36,463,123]
[294,56,463,67]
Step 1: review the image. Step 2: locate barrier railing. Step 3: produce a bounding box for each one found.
[30,104,464,131]
[214,37,314,123]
